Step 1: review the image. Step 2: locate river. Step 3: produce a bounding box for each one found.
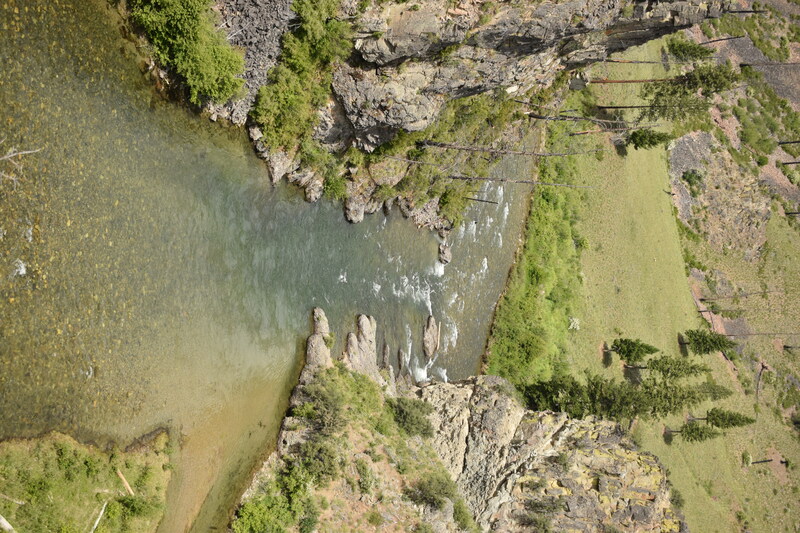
[0,0,532,530]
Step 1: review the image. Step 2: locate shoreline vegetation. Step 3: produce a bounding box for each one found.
[121,0,560,227]
[0,431,172,533]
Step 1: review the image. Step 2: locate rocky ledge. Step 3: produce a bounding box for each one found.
[236,308,686,532]
[208,0,728,226]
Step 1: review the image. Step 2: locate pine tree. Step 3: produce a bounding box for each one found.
[683,329,738,355]
[677,421,721,442]
[647,356,708,381]
[667,37,715,61]
[610,338,659,366]
[704,407,755,429]
[626,129,673,150]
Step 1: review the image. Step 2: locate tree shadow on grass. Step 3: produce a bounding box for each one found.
[677,333,689,357]
[602,343,613,368]
[623,365,643,385]
[662,427,675,446]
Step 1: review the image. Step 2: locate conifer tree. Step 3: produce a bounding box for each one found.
[704,407,755,429]
[626,129,673,150]
[647,356,708,381]
[683,329,738,355]
[676,420,721,442]
[610,338,659,366]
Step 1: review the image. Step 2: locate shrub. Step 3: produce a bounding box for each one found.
[355,458,375,494]
[681,169,704,197]
[670,488,685,508]
[303,378,346,434]
[366,510,384,526]
[453,498,478,531]
[405,471,458,509]
[130,0,244,104]
[386,397,434,437]
[299,438,340,486]
[251,0,352,149]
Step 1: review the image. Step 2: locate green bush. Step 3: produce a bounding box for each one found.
[251,0,352,149]
[355,458,375,494]
[366,510,384,526]
[299,438,340,486]
[453,498,478,531]
[404,471,458,509]
[386,397,434,437]
[130,0,244,104]
[303,377,347,434]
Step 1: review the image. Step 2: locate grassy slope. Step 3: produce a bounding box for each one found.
[0,432,171,533]
[565,39,800,532]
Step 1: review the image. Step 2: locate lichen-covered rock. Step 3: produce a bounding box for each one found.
[419,376,687,532]
[342,314,387,387]
[669,132,770,261]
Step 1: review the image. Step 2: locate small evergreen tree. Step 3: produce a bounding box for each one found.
[705,407,755,429]
[647,356,708,381]
[667,37,715,61]
[610,338,659,366]
[683,329,738,355]
[626,129,673,150]
[677,421,721,442]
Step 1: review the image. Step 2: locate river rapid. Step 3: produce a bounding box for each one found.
[0,0,532,530]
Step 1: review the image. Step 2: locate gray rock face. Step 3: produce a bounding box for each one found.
[342,314,387,387]
[422,315,439,360]
[334,0,729,149]
[205,0,295,125]
[419,376,686,532]
[438,243,451,265]
[301,307,333,384]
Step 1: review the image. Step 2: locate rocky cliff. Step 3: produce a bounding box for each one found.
[207,0,728,217]
[233,309,686,532]
[326,0,728,151]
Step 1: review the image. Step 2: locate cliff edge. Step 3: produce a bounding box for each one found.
[232,309,686,532]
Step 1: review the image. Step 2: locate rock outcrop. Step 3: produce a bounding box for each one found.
[420,375,686,532]
[207,0,727,211]
[332,0,728,149]
[237,310,685,532]
[205,0,295,125]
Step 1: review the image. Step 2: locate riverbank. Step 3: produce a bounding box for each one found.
[483,30,800,532]
[231,308,686,532]
[122,0,728,230]
[0,431,171,532]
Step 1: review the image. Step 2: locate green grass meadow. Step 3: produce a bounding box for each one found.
[559,39,800,533]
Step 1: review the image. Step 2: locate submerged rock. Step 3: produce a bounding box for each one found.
[423,315,440,360]
[438,243,452,265]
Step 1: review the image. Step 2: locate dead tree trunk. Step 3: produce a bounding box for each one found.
[445,174,596,189]
[419,140,606,157]
[700,36,745,45]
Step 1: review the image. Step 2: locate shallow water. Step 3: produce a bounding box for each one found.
[0,0,531,529]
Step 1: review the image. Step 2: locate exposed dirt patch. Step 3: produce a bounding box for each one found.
[669,133,771,261]
[766,447,790,484]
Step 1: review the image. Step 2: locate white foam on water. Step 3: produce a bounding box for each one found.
[430,262,445,277]
[338,271,347,283]
[372,282,381,296]
[442,321,459,351]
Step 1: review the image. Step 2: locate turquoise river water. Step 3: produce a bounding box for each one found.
[0,0,533,530]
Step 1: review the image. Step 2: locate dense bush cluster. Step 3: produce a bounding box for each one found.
[130,0,244,104]
[251,0,352,150]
